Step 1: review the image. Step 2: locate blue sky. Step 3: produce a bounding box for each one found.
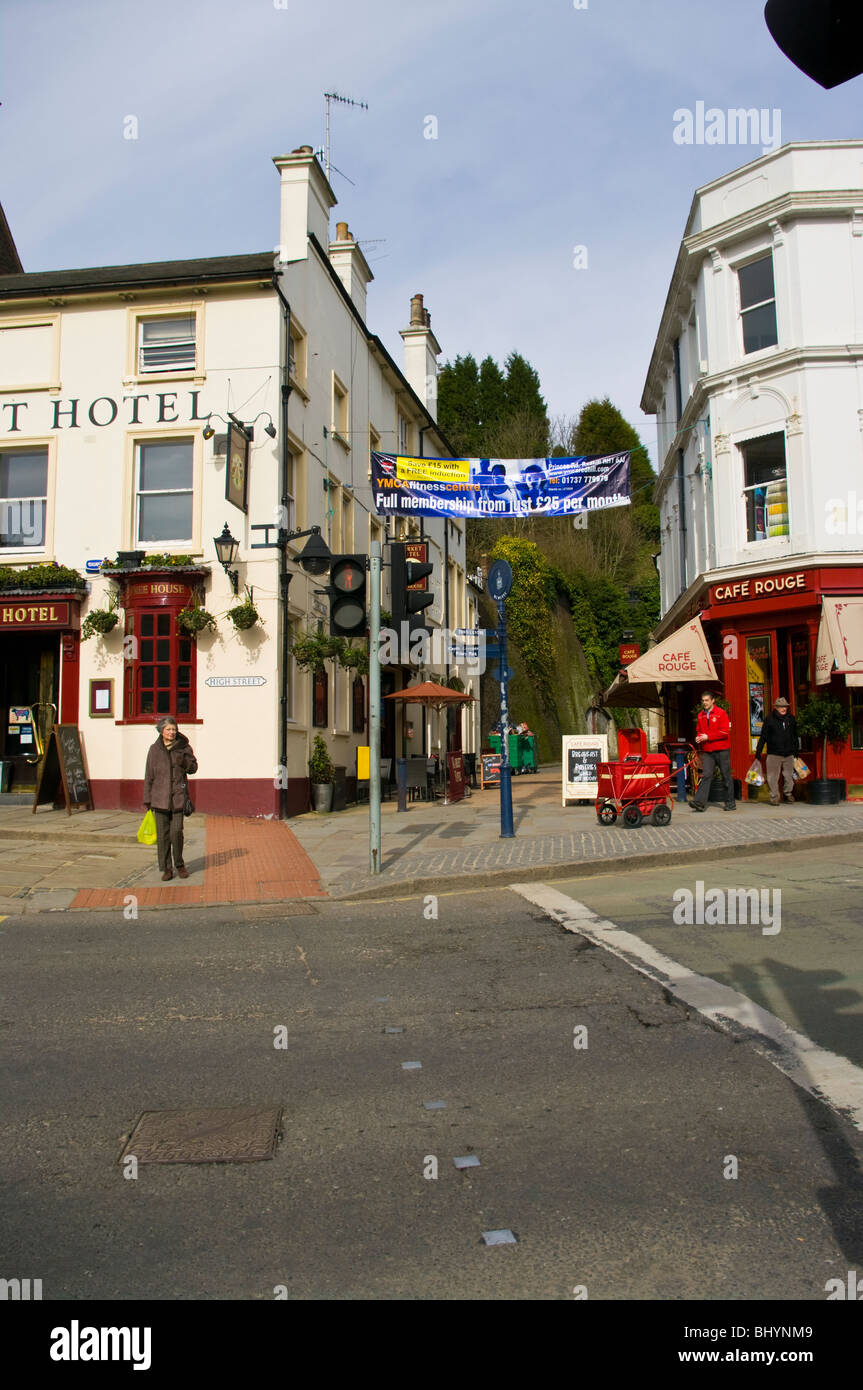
[2,0,862,463]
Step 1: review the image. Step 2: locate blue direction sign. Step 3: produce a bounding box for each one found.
[487,560,513,601]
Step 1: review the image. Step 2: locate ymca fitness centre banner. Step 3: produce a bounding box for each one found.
[371,452,631,519]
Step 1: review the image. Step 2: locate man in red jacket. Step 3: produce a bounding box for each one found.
[690,691,736,811]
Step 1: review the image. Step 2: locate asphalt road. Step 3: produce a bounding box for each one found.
[1,861,862,1301]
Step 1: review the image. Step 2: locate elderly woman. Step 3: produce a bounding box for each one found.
[143,715,198,881]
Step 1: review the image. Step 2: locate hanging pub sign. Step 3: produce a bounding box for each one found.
[226,421,250,513]
[371,451,630,519]
[619,642,641,666]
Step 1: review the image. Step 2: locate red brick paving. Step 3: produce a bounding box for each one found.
[71,816,326,910]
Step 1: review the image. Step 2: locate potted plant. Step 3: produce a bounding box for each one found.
[177,602,217,637]
[227,593,260,631]
[309,734,335,812]
[797,693,851,804]
[81,586,121,641]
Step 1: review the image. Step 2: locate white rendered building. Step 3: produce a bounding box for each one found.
[642,140,863,789]
[0,148,479,815]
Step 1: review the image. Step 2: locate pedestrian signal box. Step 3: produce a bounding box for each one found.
[329,555,367,636]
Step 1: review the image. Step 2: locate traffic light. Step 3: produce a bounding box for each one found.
[391,541,433,633]
[765,0,863,89]
[328,555,367,637]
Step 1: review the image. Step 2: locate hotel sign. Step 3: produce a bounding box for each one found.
[0,600,71,628]
[710,571,813,604]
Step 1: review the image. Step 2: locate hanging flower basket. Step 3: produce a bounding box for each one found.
[227,599,260,631]
[178,605,217,636]
[81,609,120,641]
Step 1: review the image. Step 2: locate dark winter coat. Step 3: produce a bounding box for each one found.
[143,732,198,812]
[756,710,799,759]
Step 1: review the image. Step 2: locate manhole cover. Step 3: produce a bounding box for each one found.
[119,1105,282,1165]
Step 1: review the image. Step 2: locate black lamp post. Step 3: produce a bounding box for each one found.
[214,523,240,594]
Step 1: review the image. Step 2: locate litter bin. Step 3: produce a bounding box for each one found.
[519,735,538,773]
[0,760,11,793]
[332,765,347,812]
[490,733,524,771]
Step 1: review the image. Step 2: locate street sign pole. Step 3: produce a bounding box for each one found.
[486,560,515,841]
[496,597,515,839]
[369,542,381,874]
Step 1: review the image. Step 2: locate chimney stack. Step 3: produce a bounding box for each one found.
[328,221,373,320]
[400,293,441,420]
[272,145,336,264]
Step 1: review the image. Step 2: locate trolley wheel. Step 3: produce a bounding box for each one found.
[597,802,618,826]
[621,805,643,829]
[651,803,672,827]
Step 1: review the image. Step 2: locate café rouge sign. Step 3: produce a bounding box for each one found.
[711,571,811,603]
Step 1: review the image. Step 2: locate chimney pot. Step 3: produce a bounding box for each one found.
[410,293,425,326]
[336,221,351,241]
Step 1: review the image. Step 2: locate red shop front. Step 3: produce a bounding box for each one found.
[697,564,863,795]
[0,592,81,792]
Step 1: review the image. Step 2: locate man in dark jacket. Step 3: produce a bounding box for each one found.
[143,715,198,880]
[755,696,799,805]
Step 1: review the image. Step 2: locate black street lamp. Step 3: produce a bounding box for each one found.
[213,522,240,594]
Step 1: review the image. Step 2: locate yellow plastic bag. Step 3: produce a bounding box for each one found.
[137,809,157,845]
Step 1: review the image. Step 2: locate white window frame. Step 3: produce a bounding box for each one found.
[736,252,778,357]
[289,317,309,398]
[0,444,51,553]
[737,429,790,547]
[397,411,410,454]
[126,304,204,385]
[134,437,196,547]
[332,374,349,447]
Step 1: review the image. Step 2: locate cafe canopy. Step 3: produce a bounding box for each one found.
[602,616,719,708]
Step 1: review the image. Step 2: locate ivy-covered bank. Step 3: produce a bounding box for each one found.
[479,536,652,759]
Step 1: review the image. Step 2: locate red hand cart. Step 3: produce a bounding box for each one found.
[595,729,698,829]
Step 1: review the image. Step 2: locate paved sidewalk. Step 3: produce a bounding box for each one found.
[289,768,863,900]
[1,769,861,912]
[0,807,323,915]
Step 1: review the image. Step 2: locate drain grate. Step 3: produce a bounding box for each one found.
[119,1105,282,1165]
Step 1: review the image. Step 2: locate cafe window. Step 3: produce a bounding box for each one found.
[125,607,195,720]
[136,439,193,544]
[312,668,328,728]
[746,634,773,753]
[0,449,48,549]
[740,433,788,543]
[851,691,863,752]
[138,315,196,374]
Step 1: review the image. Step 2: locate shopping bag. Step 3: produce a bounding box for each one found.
[745,759,765,787]
[793,757,810,779]
[137,809,157,845]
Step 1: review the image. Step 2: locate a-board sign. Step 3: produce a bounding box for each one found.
[562,734,608,806]
[446,751,466,803]
[33,725,93,815]
[480,753,502,788]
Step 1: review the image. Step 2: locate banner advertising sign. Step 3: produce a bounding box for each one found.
[372,452,631,519]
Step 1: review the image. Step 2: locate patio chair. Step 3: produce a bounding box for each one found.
[406,758,428,802]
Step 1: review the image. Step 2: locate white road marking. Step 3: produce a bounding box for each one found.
[512,882,863,1133]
